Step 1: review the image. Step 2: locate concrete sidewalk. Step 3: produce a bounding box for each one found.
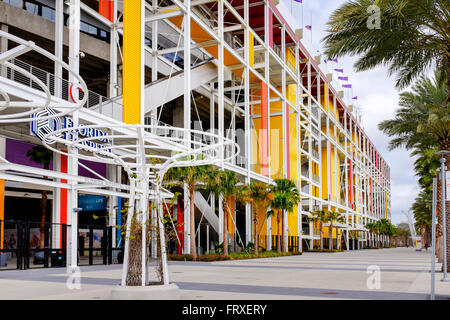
[0,248,448,300]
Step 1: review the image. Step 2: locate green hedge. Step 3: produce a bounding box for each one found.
[168,251,302,262]
[307,248,344,253]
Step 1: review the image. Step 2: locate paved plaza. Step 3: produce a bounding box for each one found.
[0,248,449,300]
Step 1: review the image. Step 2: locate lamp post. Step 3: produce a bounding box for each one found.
[431,178,437,300]
[436,150,449,282]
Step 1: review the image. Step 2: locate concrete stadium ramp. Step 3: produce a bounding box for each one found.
[194,190,219,233]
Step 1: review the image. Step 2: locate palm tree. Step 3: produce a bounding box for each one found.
[412,146,440,193]
[372,221,383,247]
[164,165,213,260]
[378,75,446,152]
[412,190,432,247]
[327,211,345,251]
[378,73,449,265]
[365,222,378,247]
[27,145,53,249]
[323,0,450,103]
[309,210,328,250]
[204,170,243,257]
[270,179,300,253]
[241,182,274,255]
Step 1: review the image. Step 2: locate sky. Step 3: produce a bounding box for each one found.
[277,0,420,225]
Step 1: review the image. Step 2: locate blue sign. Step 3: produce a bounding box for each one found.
[78,195,107,212]
[30,108,112,152]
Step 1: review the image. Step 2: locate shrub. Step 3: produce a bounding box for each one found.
[168,250,302,262]
[167,254,193,261]
[307,248,344,253]
[196,254,230,262]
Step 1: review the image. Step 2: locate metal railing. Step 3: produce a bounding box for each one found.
[311,105,319,120]
[311,126,320,138]
[312,174,320,184]
[1,58,124,119]
[311,149,319,161]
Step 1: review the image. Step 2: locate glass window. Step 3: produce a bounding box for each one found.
[80,21,90,33]
[25,2,38,15]
[88,25,97,36]
[9,0,23,9]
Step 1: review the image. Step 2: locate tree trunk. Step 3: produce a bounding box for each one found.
[282,209,287,252]
[330,223,334,251]
[445,54,450,107]
[189,184,197,260]
[276,211,281,254]
[253,206,258,255]
[223,199,228,257]
[319,222,323,250]
[126,214,143,286]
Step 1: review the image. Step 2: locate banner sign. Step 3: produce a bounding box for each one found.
[78,194,107,212]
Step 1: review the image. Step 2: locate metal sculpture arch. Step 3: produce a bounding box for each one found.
[0,31,239,287]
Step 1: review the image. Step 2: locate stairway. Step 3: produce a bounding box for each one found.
[90,60,217,121]
[194,191,219,233]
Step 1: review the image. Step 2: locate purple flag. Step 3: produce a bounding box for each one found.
[342,84,352,88]
[305,25,312,31]
[334,68,343,73]
[294,0,302,2]
[352,96,358,100]
[338,76,348,81]
[331,58,338,63]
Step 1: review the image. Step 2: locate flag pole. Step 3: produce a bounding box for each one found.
[302,3,304,29]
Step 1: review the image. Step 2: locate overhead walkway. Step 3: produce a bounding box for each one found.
[90,59,218,122]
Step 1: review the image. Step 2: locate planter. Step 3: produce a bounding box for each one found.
[110,283,181,300]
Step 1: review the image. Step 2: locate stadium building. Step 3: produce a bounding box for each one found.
[0,0,391,270]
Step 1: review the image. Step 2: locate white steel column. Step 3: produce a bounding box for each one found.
[218,0,225,246]
[295,45,301,252]
[281,24,288,252]
[183,184,190,254]
[244,0,252,245]
[68,0,81,269]
[150,0,159,258]
[218,0,224,164]
[183,0,192,255]
[52,152,61,246]
[55,0,63,98]
[109,0,118,98]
